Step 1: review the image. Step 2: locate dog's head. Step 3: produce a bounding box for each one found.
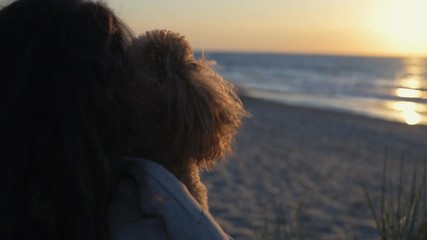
[128,30,247,172]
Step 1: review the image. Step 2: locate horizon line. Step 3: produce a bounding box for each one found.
[193,49,427,59]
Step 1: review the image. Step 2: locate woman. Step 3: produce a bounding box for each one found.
[0,0,136,239]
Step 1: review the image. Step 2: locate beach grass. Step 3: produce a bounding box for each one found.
[364,150,427,240]
[362,149,426,240]
[257,150,427,240]
[256,202,305,240]
[364,151,427,240]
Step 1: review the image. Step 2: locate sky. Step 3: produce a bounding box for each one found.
[108,0,427,57]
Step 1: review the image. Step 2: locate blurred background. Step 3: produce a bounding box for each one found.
[108,0,427,126]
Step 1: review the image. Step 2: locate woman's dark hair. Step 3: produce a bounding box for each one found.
[0,0,135,239]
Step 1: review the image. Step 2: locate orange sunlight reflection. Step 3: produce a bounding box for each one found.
[392,58,425,125]
[400,76,421,89]
[389,101,422,125]
[395,88,422,98]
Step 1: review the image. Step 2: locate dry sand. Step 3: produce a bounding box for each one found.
[202,96,427,240]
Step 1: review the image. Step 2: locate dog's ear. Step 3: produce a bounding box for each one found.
[129,30,194,84]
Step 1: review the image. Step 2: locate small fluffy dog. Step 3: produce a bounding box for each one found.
[127,30,247,211]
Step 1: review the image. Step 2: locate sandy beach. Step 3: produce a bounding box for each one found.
[202,96,427,240]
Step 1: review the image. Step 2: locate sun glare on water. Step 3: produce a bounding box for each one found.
[390,101,422,125]
[389,58,426,125]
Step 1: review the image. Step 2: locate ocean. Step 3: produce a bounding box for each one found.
[201,52,427,126]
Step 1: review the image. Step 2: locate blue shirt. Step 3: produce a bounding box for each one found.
[109,158,232,240]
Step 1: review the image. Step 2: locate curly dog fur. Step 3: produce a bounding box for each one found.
[128,30,247,210]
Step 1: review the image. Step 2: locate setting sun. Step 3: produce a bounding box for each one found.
[378,0,427,55]
[112,0,427,56]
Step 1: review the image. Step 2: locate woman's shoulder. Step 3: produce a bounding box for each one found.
[109,158,232,240]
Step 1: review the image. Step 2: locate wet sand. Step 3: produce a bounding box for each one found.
[203,96,427,240]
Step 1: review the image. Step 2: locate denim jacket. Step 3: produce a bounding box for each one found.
[109,158,232,240]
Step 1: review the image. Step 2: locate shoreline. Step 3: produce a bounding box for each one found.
[237,87,427,127]
[203,95,427,239]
